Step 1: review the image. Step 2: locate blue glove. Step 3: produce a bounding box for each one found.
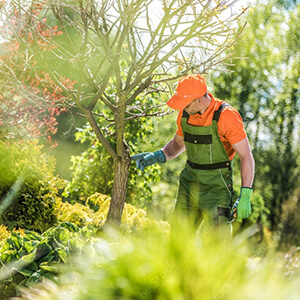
[131,150,166,171]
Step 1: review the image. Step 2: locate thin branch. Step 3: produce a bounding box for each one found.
[125,76,152,105]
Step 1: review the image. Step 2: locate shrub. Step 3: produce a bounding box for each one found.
[0,140,64,232]
[56,200,95,227]
[57,193,170,234]
[0,225,10,248]
[0,225,26,249]
[0,222,98,299]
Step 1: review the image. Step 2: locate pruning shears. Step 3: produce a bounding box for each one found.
[227,198,239,223]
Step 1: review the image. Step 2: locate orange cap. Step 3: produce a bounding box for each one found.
[166,74,207,110]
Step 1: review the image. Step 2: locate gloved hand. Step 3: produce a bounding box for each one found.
[131,150,166,171]
[236,187,253,220]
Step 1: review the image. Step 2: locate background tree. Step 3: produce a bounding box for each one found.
[2,0,247,226]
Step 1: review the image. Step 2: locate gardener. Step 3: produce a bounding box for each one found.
[132,74,255,234]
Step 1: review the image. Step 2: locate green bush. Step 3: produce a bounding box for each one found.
[0,140,64,232]
[0,222,97,299]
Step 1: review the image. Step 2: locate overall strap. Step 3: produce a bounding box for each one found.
[213,102,231,122]
[182,110,190,122]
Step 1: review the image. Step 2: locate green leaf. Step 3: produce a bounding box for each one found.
[23,230,43,242]
[13,266,35,277]
[80,224,98,238]
[53,237,65,249]
[56,247,69,263]
[39,262,60,274]
[21,250,37,264]
[68,236,86,251]
[16,278,28,291]
[23,240,39,253]
[54,227,71,246]
[11,232,23,250]
[59,222,79,232]
[42,271,58,282]
[1,250,18,263]
[35,241,52,261]
[25,271,42,288]
[43,227,56,238]
[0,240,11,254]
[39,255,54,264]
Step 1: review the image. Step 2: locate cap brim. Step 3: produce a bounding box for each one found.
[166,94,196,110]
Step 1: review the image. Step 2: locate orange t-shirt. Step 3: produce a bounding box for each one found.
[176,93,246,161]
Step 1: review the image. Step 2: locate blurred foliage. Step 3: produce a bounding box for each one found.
[210,0,300,234]
[276,187,300,250]
[0,140,64,232]
[276,0,300,9]
[0,222,97,299]
[13,224,300,300]
[0,4,73,146]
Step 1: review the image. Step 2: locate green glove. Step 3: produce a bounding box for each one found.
[131,150,166,171]
[236,187,252,220]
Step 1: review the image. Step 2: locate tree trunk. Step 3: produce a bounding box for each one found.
[105,143,131,228]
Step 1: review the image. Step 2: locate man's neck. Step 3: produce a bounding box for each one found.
[199,95,211,114]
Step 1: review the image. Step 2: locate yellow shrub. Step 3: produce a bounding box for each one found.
[0,226,26,248]
[57,193,170,234]
[57,201,95,227]
[0,225,10,248]
[87,193,169,233]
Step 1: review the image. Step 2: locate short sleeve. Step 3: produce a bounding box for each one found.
[176,110,184,137]
[218,107,247,145]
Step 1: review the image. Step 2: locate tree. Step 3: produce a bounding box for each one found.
[2,0,247,227]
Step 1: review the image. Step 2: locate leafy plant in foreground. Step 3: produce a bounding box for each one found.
[0,222,97,299]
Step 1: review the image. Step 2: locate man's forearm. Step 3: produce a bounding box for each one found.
[232,137,255,188]
[162,138,185,161]
[240,154,255,188]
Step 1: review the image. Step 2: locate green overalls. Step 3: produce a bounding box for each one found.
[173,103,233,234]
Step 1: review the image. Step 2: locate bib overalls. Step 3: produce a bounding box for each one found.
[174,103,233,233]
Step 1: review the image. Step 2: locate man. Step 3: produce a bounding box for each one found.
[132,74,255,233]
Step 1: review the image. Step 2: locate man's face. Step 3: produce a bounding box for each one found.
[184,97,201,115]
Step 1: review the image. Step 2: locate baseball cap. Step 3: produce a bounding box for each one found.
[166,74,207,110]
